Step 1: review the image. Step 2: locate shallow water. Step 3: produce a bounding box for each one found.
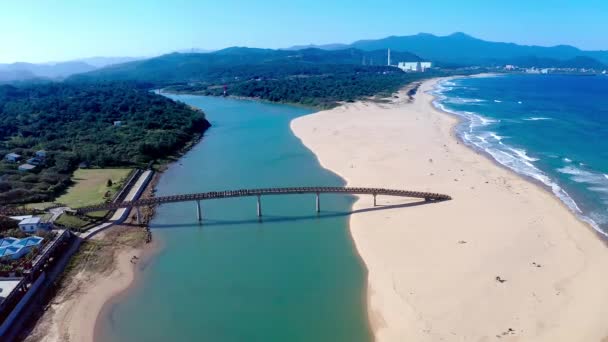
[434,74,608,235]
[97,96,372,341]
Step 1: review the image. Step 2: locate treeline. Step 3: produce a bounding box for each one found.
[70,48,442,107]
[166,64,440,108]
[0,82,210,204]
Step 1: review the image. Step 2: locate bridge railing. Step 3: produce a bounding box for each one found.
[74,186,451,214]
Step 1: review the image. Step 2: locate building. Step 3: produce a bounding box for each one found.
[0,237,44,260]
[4,153,21,163]
[18,164,36,172]
[419,62,432,72]
[26,157,43,166]
[398,62,419,71]
[17,217,51,233]
[113,121,123,127]
[397,61,433,72]
[35,150,47,159]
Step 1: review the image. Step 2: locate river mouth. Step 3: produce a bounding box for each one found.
[97,95,373,342]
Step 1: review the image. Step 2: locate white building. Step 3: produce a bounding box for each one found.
[397,61,433,72]
[5,153,21,163]
[18,217,51,233]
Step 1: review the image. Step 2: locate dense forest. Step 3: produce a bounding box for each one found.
[0,82,210,204]
[166,64,438,108]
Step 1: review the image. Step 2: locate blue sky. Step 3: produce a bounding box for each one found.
[2,0,607,63]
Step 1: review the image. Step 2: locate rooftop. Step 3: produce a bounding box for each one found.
[0,279,21,304]
[19,216,41,225]
[0,236,44,259]
[18,163,36,170]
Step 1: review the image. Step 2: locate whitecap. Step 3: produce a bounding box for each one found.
[523,117,551,121]
[563,158,572,163]
[508,147,539,162]
[518,101,523,104]
[494,99,502,103]
[445,97,486,104]
[557,166,608,187]
[489,132,505,141]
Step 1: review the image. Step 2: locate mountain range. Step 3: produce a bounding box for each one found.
[0,56,143,83]
[5,32,607,84]
[288,32,608,68]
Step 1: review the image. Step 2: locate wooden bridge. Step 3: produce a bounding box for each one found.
[74,187,451,223]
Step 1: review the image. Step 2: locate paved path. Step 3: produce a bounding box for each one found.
[80,170,153,239]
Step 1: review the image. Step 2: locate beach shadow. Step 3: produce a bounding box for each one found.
[142,199,445,229]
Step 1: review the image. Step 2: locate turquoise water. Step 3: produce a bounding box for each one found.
[97,96,372,341]
[434,74,608,235]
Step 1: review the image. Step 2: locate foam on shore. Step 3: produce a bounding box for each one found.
[291,78,608,341]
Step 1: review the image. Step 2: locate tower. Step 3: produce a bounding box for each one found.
[387,48,391,66]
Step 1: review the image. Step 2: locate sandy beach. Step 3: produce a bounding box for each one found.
[22,225,151,342]
[292,78,608,341]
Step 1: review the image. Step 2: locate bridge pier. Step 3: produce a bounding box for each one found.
[256,195,262,217]
[316,192,320,213]
[196,200,202,221]
[373,194,377,206]
[135,206,142,225]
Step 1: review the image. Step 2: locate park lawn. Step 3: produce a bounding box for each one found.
[50,168,132,208]
[55,213,91,229]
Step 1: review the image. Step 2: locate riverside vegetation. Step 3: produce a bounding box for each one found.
[0,82,210,205]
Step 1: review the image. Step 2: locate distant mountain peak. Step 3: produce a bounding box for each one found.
[448,32,473,39]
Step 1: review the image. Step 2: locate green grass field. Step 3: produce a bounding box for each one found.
[58,168,132,207]
[29,168,132,209]
[54,213,91,229]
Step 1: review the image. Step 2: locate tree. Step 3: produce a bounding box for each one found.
[106,179,113,187]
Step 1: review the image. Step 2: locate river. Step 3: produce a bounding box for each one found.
[96,96,372,341]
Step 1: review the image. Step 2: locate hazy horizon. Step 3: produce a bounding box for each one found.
[2,0,608,64]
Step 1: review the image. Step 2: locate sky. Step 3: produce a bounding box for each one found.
[1,0,607,63]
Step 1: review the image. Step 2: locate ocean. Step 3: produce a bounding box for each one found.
[433,74,608,236]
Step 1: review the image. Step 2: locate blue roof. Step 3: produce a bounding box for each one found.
[0,237,43,260]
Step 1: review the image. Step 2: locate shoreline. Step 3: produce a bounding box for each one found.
[20,94,213,341]
[429,75,608,241]
[23,171,163,342]
[92,235,163,341]
[291,78,608,341]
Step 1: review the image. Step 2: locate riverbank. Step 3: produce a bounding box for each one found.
[291,78,608,341]
[22,172,161,342]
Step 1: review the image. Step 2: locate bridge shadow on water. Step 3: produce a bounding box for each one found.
[145,199,438,229]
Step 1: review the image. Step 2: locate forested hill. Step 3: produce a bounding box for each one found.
[70,47,436,108]
[0,82,210,204]
[70,47,421,83]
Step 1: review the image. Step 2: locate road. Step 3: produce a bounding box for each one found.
[80,170,153,239]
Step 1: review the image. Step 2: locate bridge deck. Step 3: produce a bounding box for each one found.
[75,187,451,214]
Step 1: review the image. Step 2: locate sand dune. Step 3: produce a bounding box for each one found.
[292,78,608,341]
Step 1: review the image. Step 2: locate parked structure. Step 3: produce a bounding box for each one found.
[4,153,21,163]
[17,164,36,172]
[26,158,43,166]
